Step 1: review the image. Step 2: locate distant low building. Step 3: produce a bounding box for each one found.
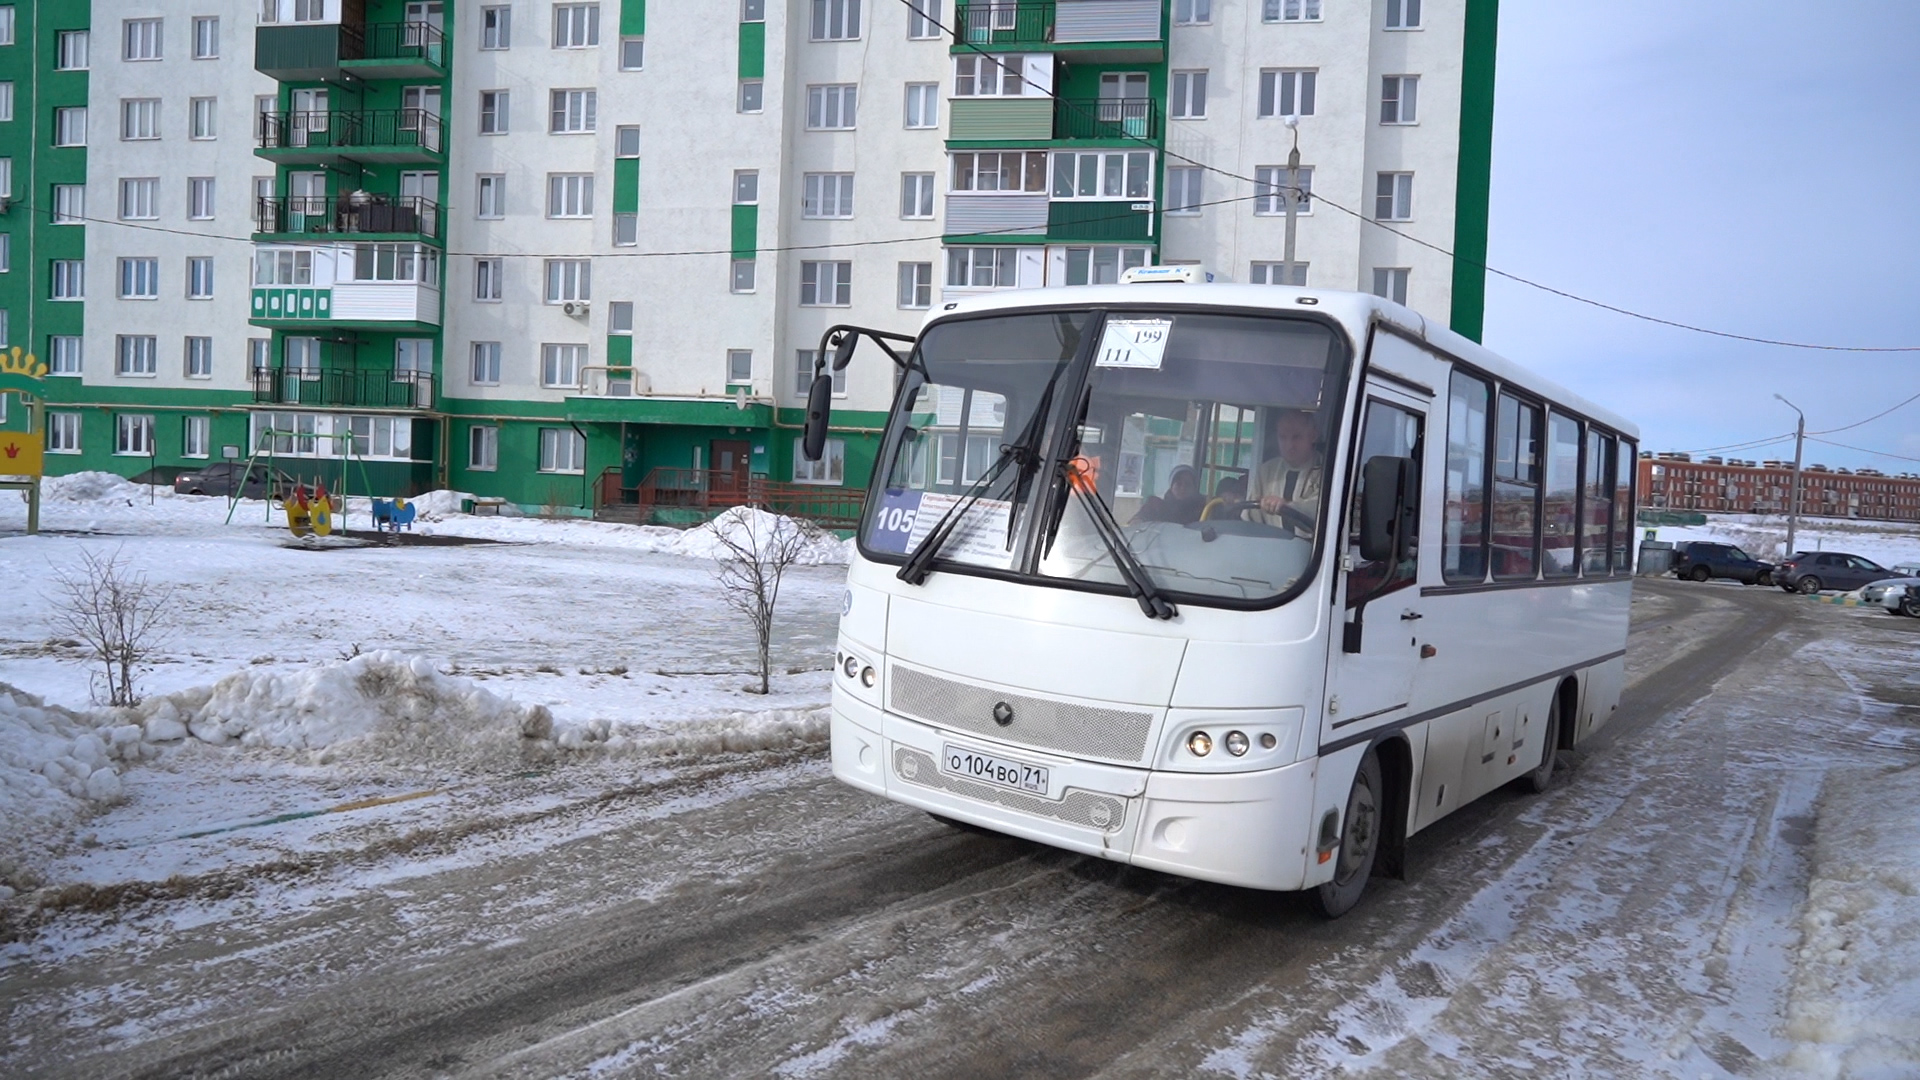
[1637,452,1920,523]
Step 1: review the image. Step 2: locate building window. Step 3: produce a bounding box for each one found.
[799,261,852,306]
[192,15,218,58]
[185,336,213,377]
[730,260,756,293]
[946,246,1016,288]
[1249,261,1308,286]
[608,300,633,335]
[53,185,84,224]
[1372,267,1410,305]
[539,427,586,473]
[726,349,753,383]
[0,83,12,123]
[954,150,1046,193]
[806,84,858,129]
[1386,0,1420,29]
[793,437,846,484]
[953,54,1024,96]
[123,18,162,60]
[253,249,312,287]
[471,341,502,384]
[470,425,499,470]
[481,5,511,48]
[907,0,939,38]
[613,213,637,246]
[552,3,600,48]
[188,177,216,219]
[248,338,270,376]
[1049,151,1150,199]
[51,260,84,299]
[474,257,503,300]
[119,257,159,299]
[117,336,158,377]
[477,174,506,218]
[54,107,86,146]
[1174,0,1210,24]
[49,336,82,374]
[546,173,593,217]
[900,172,934,218]
[184,415,210,457]
[342,415,413,459]
[734,169,759,203]
[1375,172,1413,220]
[793,350,848,395]
[1165,167,1203,214]
[1063,246,1148,285]
[349,243,439,284]
[742,0,765,20]
[545,259,591,302]
[615,125,640,158]
[1381,75,1418,124]
[1258,69,1316,117]
[811,0,860,40]
[189,97,217,139]
[739,81,763,113]
[57,30,88,69]
[479,90,509,133]
[1262,0,1320,21]
[121,98,159,140]
[186,256,214,298]
[1254,165,1313,214]
[620,36,643,69]
[802,173,855,218]
[897,262,932,308]
[550,89,597,133]
[48,412,81,453]
[1170,71,1207,119]
[120,178,158,219]
[541,342,586,387]
[905,83,938,128]
[115,415,156,455]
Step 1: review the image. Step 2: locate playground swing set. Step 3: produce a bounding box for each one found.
[224,426,416,539]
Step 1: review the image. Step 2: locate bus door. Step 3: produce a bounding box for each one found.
[1323,388,1428,743]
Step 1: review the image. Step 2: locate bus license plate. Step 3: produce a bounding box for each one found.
[942,744,1049,796]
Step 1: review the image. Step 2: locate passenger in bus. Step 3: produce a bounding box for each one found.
[1249,409,1323,533]
[1133,465,1207,524]
[1199,474,1248,520]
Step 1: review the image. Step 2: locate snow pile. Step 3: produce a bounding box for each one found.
[38,471,154,506]
[675,505,852,567]
[1779,763,1920,1076]
[0,687,138,891]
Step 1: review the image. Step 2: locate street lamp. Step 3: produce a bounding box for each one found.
[1280,115,1301,289]
[1774,394,1806,557]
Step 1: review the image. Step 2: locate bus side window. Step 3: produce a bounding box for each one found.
[1542,413,1581,578]
[1612,439,1637,572]
[1443,372,1490,584]
[1348,398,1423,606]
[1582,429,1614,575]
[1491,391,1542,581]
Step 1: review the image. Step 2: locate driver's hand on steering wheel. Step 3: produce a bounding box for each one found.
[1259,494,1289,515]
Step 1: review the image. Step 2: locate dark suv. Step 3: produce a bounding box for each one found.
[1670,541,1773,585]
[1773,551,1891,594]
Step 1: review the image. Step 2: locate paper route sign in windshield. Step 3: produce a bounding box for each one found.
[867,489,1016,569]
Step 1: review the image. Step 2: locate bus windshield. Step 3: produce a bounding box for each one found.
[861,308,1350,607]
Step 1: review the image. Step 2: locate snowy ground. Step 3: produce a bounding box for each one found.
[2,478,1918,1078]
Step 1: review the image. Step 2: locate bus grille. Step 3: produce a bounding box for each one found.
[887,664,1154,763]
[892,747,1127,833]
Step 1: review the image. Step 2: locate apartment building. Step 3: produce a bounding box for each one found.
[0,0,1498,514]
[1639,453,1920,523]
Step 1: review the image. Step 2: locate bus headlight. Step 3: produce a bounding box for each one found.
[861,666,876,688]
[1224,731,1250,757]
[1187,731,1213,757]
[843,655,860,679]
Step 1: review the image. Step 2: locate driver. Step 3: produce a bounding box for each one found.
[1248,409,1323,534]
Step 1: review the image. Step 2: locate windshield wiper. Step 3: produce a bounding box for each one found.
[1059,461,1178,621]
[896,447,1022,585]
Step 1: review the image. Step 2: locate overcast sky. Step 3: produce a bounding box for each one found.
[1478,2,1920,471]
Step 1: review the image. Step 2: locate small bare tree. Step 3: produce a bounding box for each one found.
[708,508,811,695]
[49,548,174,707]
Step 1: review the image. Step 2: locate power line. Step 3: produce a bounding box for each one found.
[1807,437,1920,465]
[1810,388,1920,435]
[1675,433,1796,456]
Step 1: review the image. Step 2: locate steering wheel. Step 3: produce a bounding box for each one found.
[1201,499,1315,538]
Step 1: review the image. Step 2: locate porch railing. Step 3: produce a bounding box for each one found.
[593,466,865,529]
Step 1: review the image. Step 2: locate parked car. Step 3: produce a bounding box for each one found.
[1894,563,1920,577]
[172,462,293,500]
[1899,585,1920,618]
[1863,575,1920,612]
[1773,551,1892,594]
[1670,541,1774,585]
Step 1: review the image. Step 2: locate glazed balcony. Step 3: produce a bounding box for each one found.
[256,109,444,165]
[256,20,447,81]
[254,195,443,243]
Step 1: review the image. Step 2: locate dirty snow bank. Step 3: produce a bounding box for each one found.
[1777,763,1920,1077]
[0,687,135,892]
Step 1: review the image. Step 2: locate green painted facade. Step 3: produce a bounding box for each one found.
[1448,0,1499,342]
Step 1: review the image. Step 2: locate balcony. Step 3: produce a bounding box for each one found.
[1054,0,1162,44]
[946,194,1049,236]
[1048,200,1154,242]
[1053,97,1160,140]
[251,368,436,411]
[256,20,447,81]
[256,109,444,165]
[948,98,1054,142]
[254,195,443,243]
[952,1,1054,46]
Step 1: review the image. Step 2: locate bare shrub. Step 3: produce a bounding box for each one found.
[708,508,812,695]
[49,548,174,707]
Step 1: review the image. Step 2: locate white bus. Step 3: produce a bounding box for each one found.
[805,278,1638,916]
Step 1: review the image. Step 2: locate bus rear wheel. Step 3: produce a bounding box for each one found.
[1313,751,1382,919]
[1521,695,1563,794]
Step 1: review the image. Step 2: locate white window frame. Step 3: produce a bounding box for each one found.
[471,341,502,384]
[186,256,214,298]
[477,173,506,218]
[1375,171,1413,221]
[192,15,218,58]
[480,5,511,48]
[1170,70,1207,120]
[1048,150,1153,200]
[1173,0,1210,25]
[900,172,935,218]
[953,54,1025,97]
[1262,0,1321,22]
[802,172,855,218]
[184,336,213,378]
[739,80,764,113]
[123,17,162,61]
[552,3,600,48]
[549,88,597,133]
[538,427,586,473]
[544,259,591,303]
[116,414,156,456]
[727,349,753,383]
[952,150,1048,194]
[189,97,217,140]
[792,349,848,396]
[546,173,593,217]
[946,246,1017,289]
[806,84,858,130]
[1381,75,1419,125]
[907,0,940,38]
[183,415,210,457]
[1372,267,1410,305]
[469,425,499,470]
[51,260,84,300]
[793,437,846,484]
[116,336,158,377]
[1165,166,1204,214]
[608,300,634,334]
[904,83,938,128]
[1249,261,1308,286]
[121,98,159,140]
[1254,165,1313,215]
[0,83,13,123]
[49,336,83,375]
[799,261,852,306]
[541,342,587,388]
[734,170,760,204]
[479,90,509,133]
[619,36,643,69]
[731,260,756,293]
[118,257,159,299]
[1062,245,1150,286]
[897,261,933,309]
[48,412,82,453]
[1258,69,1316,118]
[188,176,216,220]
[52,184,84,224]
[120,177,158,220]
[810,0,861,41]
[54,106,86,146]
[474,257,503,300]
[1385,0,1421,30]
[613,212,637,246]
[57,30,89,70]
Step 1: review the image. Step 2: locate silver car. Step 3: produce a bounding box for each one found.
[1863,576,1920,612]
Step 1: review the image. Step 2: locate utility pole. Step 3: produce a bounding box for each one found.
[1280,115,1301,287]
[1774,394,1806,556]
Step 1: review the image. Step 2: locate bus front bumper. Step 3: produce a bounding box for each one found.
[831,697,1318,892]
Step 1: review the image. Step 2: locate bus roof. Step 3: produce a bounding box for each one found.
[924,284,1640,441]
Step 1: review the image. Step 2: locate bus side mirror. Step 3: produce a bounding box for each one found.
[1358,455,1417,562]
[802,374,834,461]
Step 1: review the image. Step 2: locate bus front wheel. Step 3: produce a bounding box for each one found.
[1313,751,1382,919]
[1521,695,1563,794]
